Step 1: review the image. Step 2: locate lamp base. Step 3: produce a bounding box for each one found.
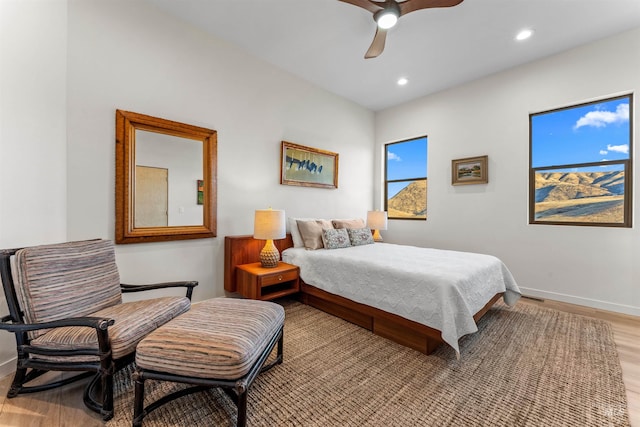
[372,229,383,242]
[260,239,280,268]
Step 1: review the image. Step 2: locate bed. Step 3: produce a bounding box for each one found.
[224,234,521,356]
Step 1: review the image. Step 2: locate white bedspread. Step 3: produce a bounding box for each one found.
[282,243,521,355]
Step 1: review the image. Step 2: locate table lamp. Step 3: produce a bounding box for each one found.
[367,210,388,242]
[254,208,286,268]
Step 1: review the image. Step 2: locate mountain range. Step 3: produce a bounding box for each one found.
[534,171,625,223]
[386,171,624,222]
[388,180,427,218]
[535,171,624,202]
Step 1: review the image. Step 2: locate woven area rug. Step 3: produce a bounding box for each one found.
[107,300,630,426]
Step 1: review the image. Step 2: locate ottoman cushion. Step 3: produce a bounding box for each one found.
[136,298,285,380]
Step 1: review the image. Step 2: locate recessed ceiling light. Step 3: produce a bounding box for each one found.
[397,77,408,86]
[516,29,534,41]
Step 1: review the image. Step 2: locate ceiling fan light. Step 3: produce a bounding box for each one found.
[376,11,398,29]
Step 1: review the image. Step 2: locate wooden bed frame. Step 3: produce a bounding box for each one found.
[224,234,503,355]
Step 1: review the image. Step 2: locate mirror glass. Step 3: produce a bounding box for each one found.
[116,110,217,244]
[135,130,203,227]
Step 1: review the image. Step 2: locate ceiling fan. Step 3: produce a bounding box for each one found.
[340,0,465,59]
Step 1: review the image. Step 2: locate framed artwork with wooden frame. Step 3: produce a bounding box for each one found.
[280,141,339,189]
[452,155,488,185]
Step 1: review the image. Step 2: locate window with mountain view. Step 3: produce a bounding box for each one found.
[530,94,632,227]
[385,137,427,220]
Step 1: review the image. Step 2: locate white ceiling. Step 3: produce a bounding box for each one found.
[146,0,640,111]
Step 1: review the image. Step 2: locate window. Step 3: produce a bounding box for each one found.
[529,94,632,227]
[385,137,427,220]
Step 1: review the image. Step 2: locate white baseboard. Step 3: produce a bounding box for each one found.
[519,287,640,317]
[0,356,16,381]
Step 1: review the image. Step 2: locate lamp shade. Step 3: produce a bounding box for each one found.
[366,211,388,231]
[253,209,286,240]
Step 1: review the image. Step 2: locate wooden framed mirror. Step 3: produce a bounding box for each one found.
[115,110,217,244]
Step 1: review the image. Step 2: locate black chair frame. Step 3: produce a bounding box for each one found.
[0,246,198,421]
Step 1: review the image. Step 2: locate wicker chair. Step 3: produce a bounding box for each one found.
[0,239,197,421]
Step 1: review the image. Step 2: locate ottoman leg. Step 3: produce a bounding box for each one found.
[277,332,284,365]
[236,388,247,427]
[133,371,146,427]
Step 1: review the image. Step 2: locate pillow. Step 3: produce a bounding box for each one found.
[288,217,320,248]
[321,228,351,250]
[288,217,305,248]
[331,218,365,229]
[296,219,334,250]
[347,227,375,246]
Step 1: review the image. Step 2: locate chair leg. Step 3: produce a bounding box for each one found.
[82,360,115,421]
[133,372,146,427]
[7,367,28,398]
[101,365,114,421]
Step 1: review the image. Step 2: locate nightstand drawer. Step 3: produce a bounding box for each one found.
[261,269,299,287]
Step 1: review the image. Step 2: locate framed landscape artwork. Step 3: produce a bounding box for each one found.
[452,155,488,185]
[281,141,339,189]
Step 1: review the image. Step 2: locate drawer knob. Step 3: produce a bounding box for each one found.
[278,275,283,281]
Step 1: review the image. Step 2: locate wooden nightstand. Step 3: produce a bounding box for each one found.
[235,262,300,301]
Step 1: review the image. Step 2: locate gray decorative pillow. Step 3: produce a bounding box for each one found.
[347,227,374,246]
[321,228,351,250]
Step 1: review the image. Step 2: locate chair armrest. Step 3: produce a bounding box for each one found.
[1,316,116,359]
[120,281,198,300]
[0,316,115,334]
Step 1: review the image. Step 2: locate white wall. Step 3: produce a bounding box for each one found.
[376,28,640,316]
[0,0,68,378]
[65,0,374,300]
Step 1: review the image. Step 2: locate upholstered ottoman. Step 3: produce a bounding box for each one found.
[132,298,285,427]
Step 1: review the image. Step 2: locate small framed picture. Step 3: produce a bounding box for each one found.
[452,155,488,185]
[197,179,204,204]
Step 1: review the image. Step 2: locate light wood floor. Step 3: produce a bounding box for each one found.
[0,297,638,426]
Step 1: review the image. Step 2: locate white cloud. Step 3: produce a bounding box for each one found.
[388,152,402,161]
[599,150,608,155]
[607,144,629,154]
[574,103,629,129]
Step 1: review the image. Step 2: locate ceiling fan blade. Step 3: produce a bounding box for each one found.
[399,0,464,16]
[365,27,387,59]
[338,0,385,14]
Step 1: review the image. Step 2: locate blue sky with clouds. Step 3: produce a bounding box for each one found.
[531,96,630,171]
[386,137,427,198]
[387,137,427,180]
